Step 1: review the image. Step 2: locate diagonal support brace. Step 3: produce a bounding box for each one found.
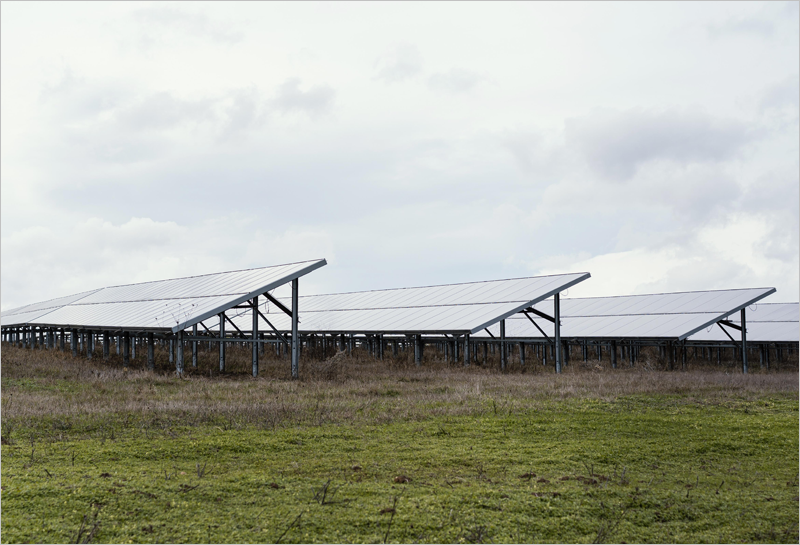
[263,292,298,323]
[522,310,555,346]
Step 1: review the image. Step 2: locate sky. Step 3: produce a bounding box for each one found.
[2,1,798,310]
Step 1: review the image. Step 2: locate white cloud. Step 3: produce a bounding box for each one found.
[272,78,335,118]
[0,216,335,311]
[1,3,797,312]
[373,44,423,83]
[428,68,485,94]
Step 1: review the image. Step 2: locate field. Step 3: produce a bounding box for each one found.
[1,344,798,543]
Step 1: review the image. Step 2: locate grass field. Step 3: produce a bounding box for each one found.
[1,344,798,543]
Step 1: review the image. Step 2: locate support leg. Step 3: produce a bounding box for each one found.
[176,331,184,375]
[219,313,226,372]
[741,308,748,374]
[610,340,617,369]
[291,279,299,379]
[147,333,155,370]
[554,294,562,373]
[123,333,130,367]
[500,319,507,371]
[252,295,259,377]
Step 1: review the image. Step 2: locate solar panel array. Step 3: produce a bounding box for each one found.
[687,302,799,343]
[221,272,591,334]
[0,260,326,332]
[473,288,778,341]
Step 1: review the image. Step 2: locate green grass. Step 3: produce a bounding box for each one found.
[3,394,798,543]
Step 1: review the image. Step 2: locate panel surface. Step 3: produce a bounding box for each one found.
[687,302,799,342]
[220,272,591,334]
[1,260,326,331]
[471,288,778,340]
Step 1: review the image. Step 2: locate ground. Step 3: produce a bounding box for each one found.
[1,344,798,543]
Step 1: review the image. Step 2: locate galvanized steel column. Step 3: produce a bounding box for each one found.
[554,293,562,374]
[291,279,299,379]
[741,308,748,374]
[145,333,154,370]
[500,320,507,371]
[131,336,136,359]
[123,333,130,367]
[414,335,421,366]
[103,332,110,360]
[464,334,470,367]
[176,330,184,375]
[168,338,174,364]
[219,313,226,372]
[71,329,78,356]
[519,342,525,367]
[252,295,259,377]
[192,324,198,368]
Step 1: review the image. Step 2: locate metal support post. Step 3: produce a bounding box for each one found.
[393,340,398,357]
[741,308,748,374]
[610,340,617,369]
[219,313,226,372]
[103,332,109,360]
[192,324,198,367]
[291,278,299,380]
[147,333,155,370]
[519,342,525,367]
[463,334,470,367]
[123,333,130,367]
[252,295,259,377]
[500,319,507,370]
[132,336,136,359]
[176,330,184,375]
[379,334,384,360]
[169,338,174,364]
[71,329,78,356]
[482,341,488,365]
[414,335,422,366]
[554,293,562,373]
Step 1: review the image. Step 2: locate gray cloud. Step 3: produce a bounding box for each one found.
[759,75,800,111]
[707,17,774,39]
[132,6,243,44]
[373,44,422,83]
[428,68,485,94]
[566,109,755,180]
[272,78,335,117]
[116,92,216,132]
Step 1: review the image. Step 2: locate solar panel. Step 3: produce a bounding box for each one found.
[472,288,777,341]
[687,302,799,343]
[0,260,326,332]
[1,289,103,325]
[220,272,591,334]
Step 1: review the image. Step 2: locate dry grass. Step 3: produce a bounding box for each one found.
[1,343,797,438]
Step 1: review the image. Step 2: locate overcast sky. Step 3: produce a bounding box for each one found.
[2,1,798,310]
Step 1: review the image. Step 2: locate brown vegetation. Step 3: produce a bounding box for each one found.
[1,343,796,438]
